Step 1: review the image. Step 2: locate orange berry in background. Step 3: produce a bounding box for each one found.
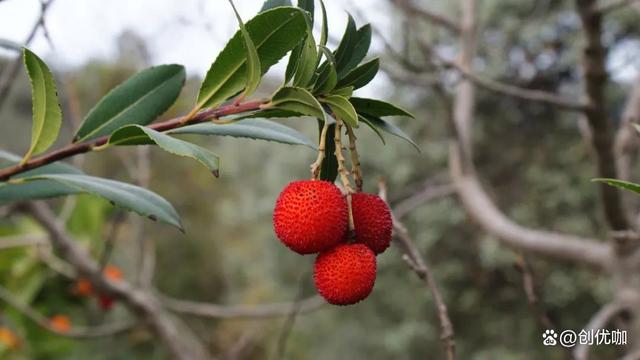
[0,327,20,350]
[72,278,94,297]
[49,315,72,333]
[103,265,123,281]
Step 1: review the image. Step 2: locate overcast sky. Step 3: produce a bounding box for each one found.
[0,0,636,86]
[0,0,395,97]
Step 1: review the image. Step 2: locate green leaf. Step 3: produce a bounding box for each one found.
[108,125,219,176]
[168,119,316,149]
[350,97,415,118]
[197,7,307,109]
[260,0,292,12]
[336,57,379,90]
[21,48,62,164]
[229,0,261,98]
[230,108,304,119]
[297,0,315,20]
[270,86,329,122]
[314,45,338,93]
[319,0,328,46]
[74,64,185,142]
[318,120,338,182]
[332,86,353,98]
[360,114,420,151]
[292,14,318,87]
[16,174,183,229]
[321,95,358,127]
[359,115,386,145]
[593,178,640,196]
[337,24,372,78]
[333,14,357,76]
[0,150,84,204]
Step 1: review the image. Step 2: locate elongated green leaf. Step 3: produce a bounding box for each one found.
[321,95,358,127]
[292,22,318,87]
[285,43,304,85]
[360,114,419,151]
[21,48,62,164]
[337,24,372,78]
[593,178,640,196]
[336,57,379,90]
[319,0,328,46]
[74,65,185,142]
[197,7,307,109]
[260,0,291,12]
[284,0,315,85]
[314,45,338,93]
[350,97,415,118]
[18,174,182,229]
[270,86,329,122]
[333,14,357,75]
[168,119,316,149]
[108,125,219,176]
[0,150,83,203]
[230,108,303,120]
[318,120,338,182]
[359,115,386,145]
[229,0,261,98]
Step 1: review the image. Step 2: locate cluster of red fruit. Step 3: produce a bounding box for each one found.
[273,180,392,305]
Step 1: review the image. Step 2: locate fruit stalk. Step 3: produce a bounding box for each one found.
[333,118,355,233]
[310,120,330,179]
[345,124,363,192]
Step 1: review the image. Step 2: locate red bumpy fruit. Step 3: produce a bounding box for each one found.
[314,243,377,305]
[273,180,348,254]
[352,193,393,254]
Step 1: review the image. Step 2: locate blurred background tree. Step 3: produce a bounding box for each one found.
[1,0,640,359]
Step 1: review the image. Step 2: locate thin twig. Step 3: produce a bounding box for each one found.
[513,255,557,331]
[393,183,455,220]
[160,294,325,320]
[379,181,456,360]
[389,0,461,33]
[0,234,47,250]
[0,99,267,181]
[0,0,56,111]
[271,275,307,360]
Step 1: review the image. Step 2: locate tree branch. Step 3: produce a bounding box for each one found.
[24,202,212,360]
[415,39,588,112]
[577,0,630,233]
[444,0,613,269]
[0,99,266,181]
[160,294,325,320]
[614,77,640,183]
[592,0,640,13]
[574,301,627,360]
